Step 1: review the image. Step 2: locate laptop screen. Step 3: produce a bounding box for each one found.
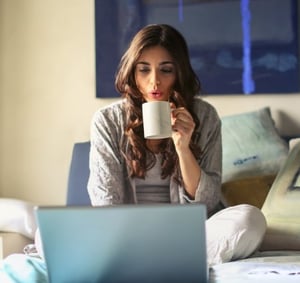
[35,204,207,283]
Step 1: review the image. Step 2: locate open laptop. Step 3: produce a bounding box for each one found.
[35,204,207,283]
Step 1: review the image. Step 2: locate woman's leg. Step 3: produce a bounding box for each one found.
[206,204,266,266]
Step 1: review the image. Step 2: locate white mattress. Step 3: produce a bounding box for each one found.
[209,251,300,283]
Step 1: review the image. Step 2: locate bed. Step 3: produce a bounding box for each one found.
[210,251,300,283]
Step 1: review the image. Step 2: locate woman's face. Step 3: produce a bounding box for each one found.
[135,45,176,102]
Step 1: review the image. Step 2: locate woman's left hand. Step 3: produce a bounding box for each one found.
[170,104,195,153]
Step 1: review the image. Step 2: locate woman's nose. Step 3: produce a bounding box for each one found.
[150,72,160,88]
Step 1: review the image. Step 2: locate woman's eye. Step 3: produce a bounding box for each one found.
[161,68,173,73]
[138,67,150,73]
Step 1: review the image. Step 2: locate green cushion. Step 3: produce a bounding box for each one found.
[221,107,288,183]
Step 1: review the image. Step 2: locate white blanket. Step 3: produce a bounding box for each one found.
[210,252,300,283]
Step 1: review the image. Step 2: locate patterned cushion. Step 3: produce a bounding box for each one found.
[261,140,300,250]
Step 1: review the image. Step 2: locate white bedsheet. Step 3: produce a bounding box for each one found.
[209,251,300,283]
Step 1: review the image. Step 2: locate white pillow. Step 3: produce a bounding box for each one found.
[0,198,37,239]
[221,107,288,183]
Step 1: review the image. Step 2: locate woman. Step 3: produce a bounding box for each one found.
[88,24,221,214]
[88,24,266,265]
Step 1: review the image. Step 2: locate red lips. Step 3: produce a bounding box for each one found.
[149,90,162,99]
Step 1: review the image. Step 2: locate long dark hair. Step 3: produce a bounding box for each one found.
[115,24,201,180]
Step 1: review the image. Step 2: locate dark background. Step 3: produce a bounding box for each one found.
[95,0,299,98]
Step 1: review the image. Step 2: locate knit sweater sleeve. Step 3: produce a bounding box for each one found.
[87,100,128,206]
[181,97,222,215]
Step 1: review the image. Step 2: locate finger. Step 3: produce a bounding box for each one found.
[174,113,194,126]
[173,120,194,134]
[172,107,193,121]
[170,102,176,111]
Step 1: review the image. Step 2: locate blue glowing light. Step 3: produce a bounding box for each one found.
[241,0,255,94]
[178,0,183,22]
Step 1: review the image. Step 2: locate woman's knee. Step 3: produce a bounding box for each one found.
[208,204,266,233]
[228,204,266,259]
[206,204,266,265]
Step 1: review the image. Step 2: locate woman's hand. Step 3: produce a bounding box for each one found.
[170,102,200,198]
[170,103,195,154]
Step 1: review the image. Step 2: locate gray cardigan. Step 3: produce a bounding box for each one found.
[87,97,222,215]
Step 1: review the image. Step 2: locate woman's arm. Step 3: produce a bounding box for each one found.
[87,102,127,206]
[177,147,201,199]
[171,106,201,198]
[173,98,222,214]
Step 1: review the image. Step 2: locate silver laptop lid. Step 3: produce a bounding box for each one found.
[35,204,207,283]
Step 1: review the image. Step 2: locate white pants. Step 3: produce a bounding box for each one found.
[206,204,266,266]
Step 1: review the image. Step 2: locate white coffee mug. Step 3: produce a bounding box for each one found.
[142,101,172,139]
